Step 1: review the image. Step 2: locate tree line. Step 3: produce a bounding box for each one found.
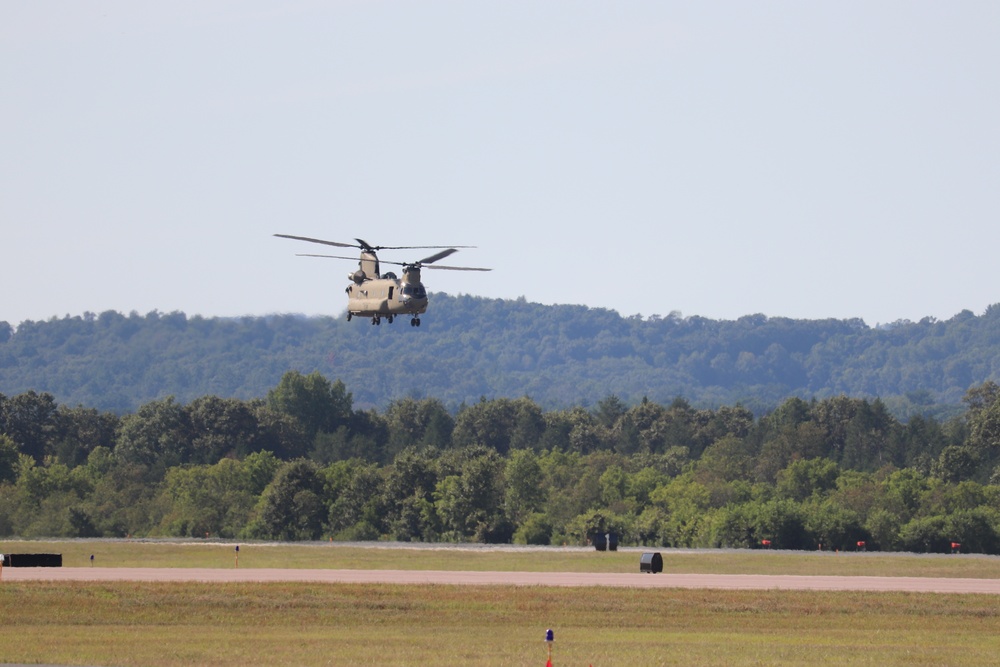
[2,297,1000,416]
[3,373,1000,552]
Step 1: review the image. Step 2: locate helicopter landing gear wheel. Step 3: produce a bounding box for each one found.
[346,313,352,322]
[387,315,394,324]
[410,317,421,327]
[372,316,380,325]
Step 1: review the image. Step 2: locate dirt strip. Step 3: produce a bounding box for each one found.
[5,567,1000,593]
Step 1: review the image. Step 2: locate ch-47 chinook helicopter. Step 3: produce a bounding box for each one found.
[275,234,490,326]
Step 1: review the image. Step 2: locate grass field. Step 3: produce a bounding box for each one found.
[4,538,1000,578]
[2,541,1000,666]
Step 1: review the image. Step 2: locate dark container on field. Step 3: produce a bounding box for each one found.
[591,532,618,551]
[639,552,663,574]
[2,553,63,567]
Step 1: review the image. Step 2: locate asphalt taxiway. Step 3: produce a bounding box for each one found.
[7,567,1000,594]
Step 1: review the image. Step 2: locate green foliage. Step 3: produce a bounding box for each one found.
[504,449,545,524]
[433,447,510,542]
[0,390,60,462]
[155,459,257,538]
[8,376,1000,555]
[512,512,553,545]
[3,301,1000,415]
[114,397,193,471]
[266,371,352,440]
[384,398,454,456]
[0,434,18,484]
[247,459,326,540]
[776,459,840,502]
[326,460,386,539]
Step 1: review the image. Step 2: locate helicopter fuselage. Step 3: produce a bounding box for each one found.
[346,277,427,316]
[345,266,430,325]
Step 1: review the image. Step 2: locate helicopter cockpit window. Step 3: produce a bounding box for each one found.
[401,284,426,299]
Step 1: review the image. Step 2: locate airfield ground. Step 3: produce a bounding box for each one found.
[9,565,1000,594]
[2,542,1000,665]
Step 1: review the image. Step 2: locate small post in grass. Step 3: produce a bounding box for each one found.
[545,628,554,666]
[235,545,240,568]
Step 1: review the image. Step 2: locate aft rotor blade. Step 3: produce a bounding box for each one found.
[372,244,478,251]
[424,264,492,272]
[275,234,356,249]
[419,248,458,265]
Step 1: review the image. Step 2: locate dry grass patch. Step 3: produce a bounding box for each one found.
[2,582,1000,666]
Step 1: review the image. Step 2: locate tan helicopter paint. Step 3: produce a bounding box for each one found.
[275,234,489,327]
[346,276,422,317]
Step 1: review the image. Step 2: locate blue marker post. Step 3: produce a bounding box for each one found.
[545,629,554,667]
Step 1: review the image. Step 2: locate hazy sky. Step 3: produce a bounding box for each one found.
[3,1,998,327]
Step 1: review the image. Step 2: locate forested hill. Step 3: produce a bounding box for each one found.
[1,296,999,415]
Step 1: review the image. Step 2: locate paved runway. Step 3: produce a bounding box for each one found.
[7,567,1000,594]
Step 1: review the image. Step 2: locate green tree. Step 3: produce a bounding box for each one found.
[53,406,119,468]
[803,499,867,551]
[564,508,631,546]
[253,405,310,460]
[932,445,980,483]
[81,458,158,537]
[434,447,510,542]
[266,371,353,440]
[327,461,387,539]
[967,384,1000,460]
[114,397,193,472]
[504,449,545,525]
[841,399,902,470]
[752,498,811,550]
[648,473,713,547]
[898,515,951,553]
[156,459,256,538]
[697,435,756,483]
[0,390,60,462]
[384,398,454,455]
[775,458,840,502]
[598,465,628,507]
[865,508,901,551]
[0,434,18,484]
[249,459,326,540]
[512,512,552,545]
[880,468,933,521]
[618,398,670,455]
[244,450,281,495]
[946,508,1000,554]
[593,394,627,430]
[187,396,262,463]
[452,397,545,454]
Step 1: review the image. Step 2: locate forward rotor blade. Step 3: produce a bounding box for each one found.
[276,233,478,252]
[295,253,360,261]
[275,234,356,249]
